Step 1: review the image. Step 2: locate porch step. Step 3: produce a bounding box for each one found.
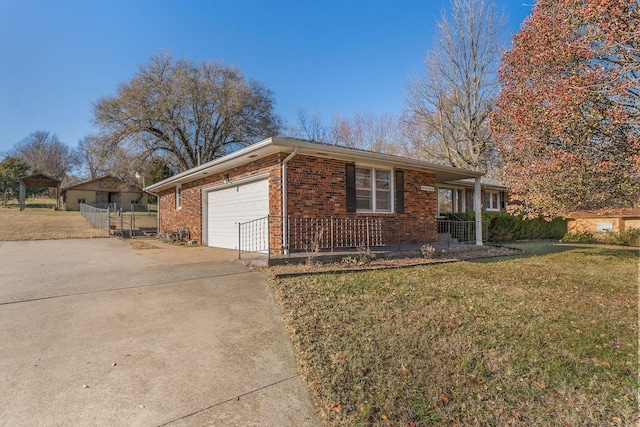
[437,233,458,244]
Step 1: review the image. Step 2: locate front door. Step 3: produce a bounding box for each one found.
[108,192,121,204]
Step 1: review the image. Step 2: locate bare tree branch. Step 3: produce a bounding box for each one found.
[406,0,506,174]
[93,53,282,172]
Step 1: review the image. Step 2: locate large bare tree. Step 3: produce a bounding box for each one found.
[76,135,105,180]
[406,0,505,173]
[11,130,78,179]
[76,134,138,182]
[93,53,282,172]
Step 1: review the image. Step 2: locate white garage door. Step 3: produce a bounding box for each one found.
[206,178,269,250]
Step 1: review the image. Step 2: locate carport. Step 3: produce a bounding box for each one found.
[18,173,61,211]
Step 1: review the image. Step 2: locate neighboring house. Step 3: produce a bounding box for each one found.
[565,208,640,235]
[437,177,508,216]
[145,137,486,255]
[62,176,149,211]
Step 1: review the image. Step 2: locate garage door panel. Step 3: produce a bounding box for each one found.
[207,179,269,250]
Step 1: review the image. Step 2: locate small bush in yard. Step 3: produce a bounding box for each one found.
[603,228,640,247]
[421,243,435,259]
[357,244,371,264]
[562,228,640,247]
[562,231,594,243]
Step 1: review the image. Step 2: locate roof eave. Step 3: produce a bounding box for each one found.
[145,138,278,192]
[145,136,484,192]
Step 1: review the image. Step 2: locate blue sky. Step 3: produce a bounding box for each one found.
[0,0,533,155]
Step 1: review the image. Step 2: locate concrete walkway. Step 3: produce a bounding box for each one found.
[0,239,320,426]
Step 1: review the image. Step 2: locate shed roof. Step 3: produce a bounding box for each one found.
[19,173,61,188]
[146,136,484,193]
[63,175,144,192]
[565,208,640,219]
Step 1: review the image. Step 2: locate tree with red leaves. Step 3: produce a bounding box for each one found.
[491,0,639,217]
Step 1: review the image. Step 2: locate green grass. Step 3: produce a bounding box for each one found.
[271,242,639,426]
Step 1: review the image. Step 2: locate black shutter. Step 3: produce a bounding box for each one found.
[346,163,356,212]
[395,170,404,213]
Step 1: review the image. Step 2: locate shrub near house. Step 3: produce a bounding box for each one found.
[450,212,567,243]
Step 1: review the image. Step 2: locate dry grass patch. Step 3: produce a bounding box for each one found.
[271,242,639,426]
[0,206,107,240]
[122,238,161,250]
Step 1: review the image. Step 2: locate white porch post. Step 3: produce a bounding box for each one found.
[474,177,483,246]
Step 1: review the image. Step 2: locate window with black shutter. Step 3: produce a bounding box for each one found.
[346,163,356,212]
[395,170,404,213]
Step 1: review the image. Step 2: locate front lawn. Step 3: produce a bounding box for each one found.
[0,199,157,240]
[0,206,107,240]
[271,242,639,426]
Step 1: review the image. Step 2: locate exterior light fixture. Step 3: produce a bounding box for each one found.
[135,172,145,187]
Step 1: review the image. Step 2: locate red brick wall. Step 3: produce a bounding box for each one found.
[403,169,437,220]
[285,155,438,247]
[285,156,436,220]
[158,153,283,245]
[158,152,438,253]
[286,156,347,216]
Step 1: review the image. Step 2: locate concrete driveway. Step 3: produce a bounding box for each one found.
[0,239,320,426]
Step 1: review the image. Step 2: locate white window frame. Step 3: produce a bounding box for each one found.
[486,191,500,211]
[355,166,393,213]
[176,185,182,210]
[596,221,613,234]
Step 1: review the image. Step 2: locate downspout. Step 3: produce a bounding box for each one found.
[474,177,483,246]
[145,189,160,238]
[153,193,160,238]
[281,147,298,255]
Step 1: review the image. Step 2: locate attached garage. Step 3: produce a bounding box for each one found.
[204,177,269,250]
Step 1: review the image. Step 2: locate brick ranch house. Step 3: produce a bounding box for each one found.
[145,137,486,256]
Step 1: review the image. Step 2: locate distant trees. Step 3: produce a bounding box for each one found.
[330,112,404,155]
[406,0,505,173]
[75,135,137,182]
[11,131,78,180]
[289,1,506,167]
[0,156,30,206]
[491,0,640,217]
[289,108,403,155]
[143,156,174,186]
[92,53,283,172]
[75,135,105,180]
[75,134,174,188]
[292,109,330,143]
